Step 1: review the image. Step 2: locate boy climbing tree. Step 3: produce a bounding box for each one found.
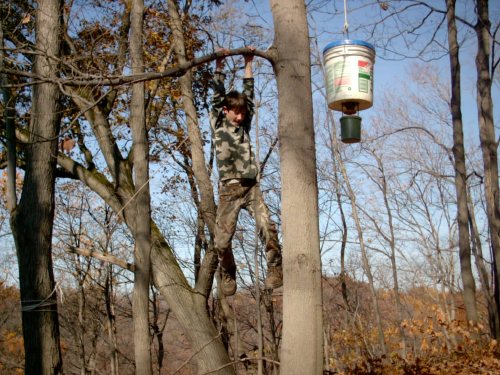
[210,49,283,296]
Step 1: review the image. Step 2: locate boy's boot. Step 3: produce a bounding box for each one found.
[220,266,237,296]
[264,265,283,290]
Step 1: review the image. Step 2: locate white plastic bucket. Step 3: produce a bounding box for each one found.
[323,40,375,112]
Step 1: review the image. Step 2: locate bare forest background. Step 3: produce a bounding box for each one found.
[1,0,500,374]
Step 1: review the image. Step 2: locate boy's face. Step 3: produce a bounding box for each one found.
[223,107,246,126]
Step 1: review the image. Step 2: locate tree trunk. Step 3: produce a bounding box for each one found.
[165,0,219,299]
[445,0,478,325]
[164,2,233,373]
[129,0,153,373]
[372,152,407,356]
[468,187,500,334]
[349,176,386,355]
[150,223,234,375]
[104,264,120,375]
[474,0,500,339]
[324,105,386,355]
[0,10,17,213]
[77,277,87,375]
[269,1,323,374]
[151,291,169,374]
[10,0,63,373]
[324,111,350,315]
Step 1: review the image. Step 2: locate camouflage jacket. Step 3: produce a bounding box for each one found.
[209,71,258,181]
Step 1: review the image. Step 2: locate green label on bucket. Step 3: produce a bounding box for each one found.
[357,59,372,93]
[358,73,370,93]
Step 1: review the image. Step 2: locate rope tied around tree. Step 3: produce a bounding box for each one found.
[20,281,64,312]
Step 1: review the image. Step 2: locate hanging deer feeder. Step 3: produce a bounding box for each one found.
[323,39,375,143]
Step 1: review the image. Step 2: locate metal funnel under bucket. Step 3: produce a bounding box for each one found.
[340,115,361,143]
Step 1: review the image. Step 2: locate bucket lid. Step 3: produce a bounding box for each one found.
[323,39,375,54]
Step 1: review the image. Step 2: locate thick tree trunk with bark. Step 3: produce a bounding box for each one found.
[445,0,478,325]
[10,0,63,373]
[150,224,234,375]
[269,0,323,373]
[129,0,153,373]
[474,0,500,339]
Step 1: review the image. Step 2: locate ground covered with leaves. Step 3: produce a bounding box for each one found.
[336,341,500,374]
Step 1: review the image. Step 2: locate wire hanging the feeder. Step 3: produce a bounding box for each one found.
[322,0,375,143]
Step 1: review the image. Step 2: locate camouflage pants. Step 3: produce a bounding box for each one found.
[215,179,282,274]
